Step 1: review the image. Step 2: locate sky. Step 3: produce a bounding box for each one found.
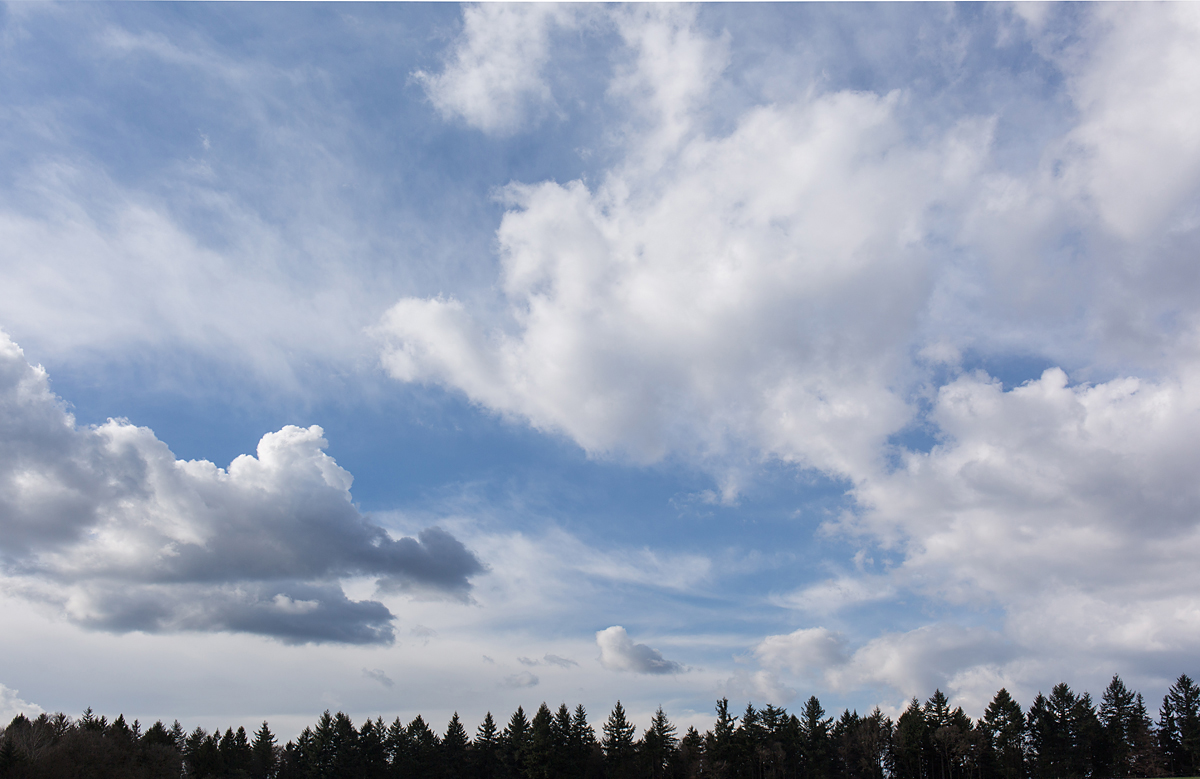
[2,1,1200,741]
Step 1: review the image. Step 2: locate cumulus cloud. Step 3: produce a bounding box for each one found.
[412,4,578,134]
[377,84,970,485]
[0,684,42,724]
[0,331,483,644]
[754,625,1011,709]
[596,626,683,675]
[394,3,1200,704]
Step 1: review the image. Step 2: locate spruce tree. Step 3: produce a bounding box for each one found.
[442,713,470,777]
[640,706,678,779]
[1100,675,1137,777]
[981,688,1024,779]
[473,712,500,779]
[800,695,832,779]
[528,704,555,779]
[251,720,277,779]
[503,706,531,778]
[602,701,637,777]
[1162,673,1200,775]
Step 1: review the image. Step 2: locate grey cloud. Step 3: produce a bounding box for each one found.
[542,653,578,668]
[596,626,683,675]
[518,653,579,668]
[0,332,483,644]
[363,668,394,688]
[502,671,539,688]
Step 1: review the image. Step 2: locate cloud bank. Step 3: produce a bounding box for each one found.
[0,331,482,644]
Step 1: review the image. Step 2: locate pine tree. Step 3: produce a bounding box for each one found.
[443,712,470,776]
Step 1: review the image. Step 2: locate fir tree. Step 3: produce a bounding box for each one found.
[640,706,678,779]
[443,712,470,776]
[603,701,637,778]
[981,688,1024,779]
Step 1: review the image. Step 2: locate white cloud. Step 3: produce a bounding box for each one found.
[1057,4,1200,241]
[412,4,578,134]
[0,683,42,724]
[773,575,897,616]
[0,331,483,644]
[754,624,1012,711]
[596,626,683,675]
[377,85,979,483]
[387,4,1200,709]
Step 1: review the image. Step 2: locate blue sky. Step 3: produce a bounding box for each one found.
[3,2,1200,739]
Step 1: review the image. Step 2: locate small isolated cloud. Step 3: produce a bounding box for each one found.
[0,332,485,645]
[596,626,683,675]
[363,668,394,688]
[542,653,578,668]
[517,653,580,669]
[502,671,539,689]
[409,625,438,646]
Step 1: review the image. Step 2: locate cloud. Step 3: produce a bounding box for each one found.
[412,4,578,134]
[542,653,578,669]
[0,684,42,724]
[517,653,580,669]
[0,331,483,644]
[1056,4,1200,240]
[596,626,683,675]
[377,84,964,483]
[363,668,394,688]
[772,575,897,616]
[754,624,1011,709]
[502,671,539,689]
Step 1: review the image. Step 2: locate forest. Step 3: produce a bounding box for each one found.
[1,673,1198,779]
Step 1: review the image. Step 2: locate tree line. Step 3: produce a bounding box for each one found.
[2,673,1199,779]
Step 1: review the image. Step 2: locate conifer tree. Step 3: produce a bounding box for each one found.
[443,712,470,776]
[1100,675,1137,777]
[640,706,678,779]
[800,695,833,779]
[503,706,531,778]
[472,712,500,779]
[251,720,277,779]
[528,703,556,779]
[1161,673,1200,776]
[981,688,1024,779]
[706,697,738,777]
[358,718,387,779]
[603,701,637,777]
